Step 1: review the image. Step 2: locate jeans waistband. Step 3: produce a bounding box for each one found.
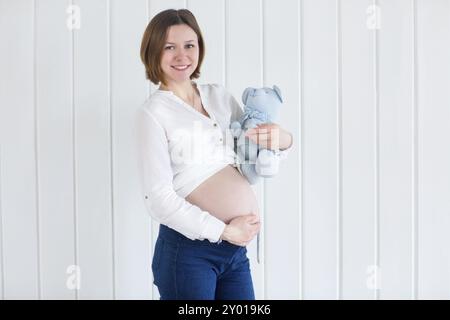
[158,224,238,248]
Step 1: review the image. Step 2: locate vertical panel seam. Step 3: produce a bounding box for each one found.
[261,0,265,88]
[0,145,4,299]
[298,0,304,301]
[147,0,156,301]
[412,0,418,301]
[256,0,268,298]
[71,0,79,301]
[33,0,42,300]
[147,0,151,96]
[223,0,227,87]
[373,0,380,301]
[260,0,268,300]
[107,0,116,300]
[336,0,343,301]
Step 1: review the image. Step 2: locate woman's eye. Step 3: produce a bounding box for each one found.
[165,44,194,50]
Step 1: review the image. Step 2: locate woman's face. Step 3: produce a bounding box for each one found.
[160,24,199,85]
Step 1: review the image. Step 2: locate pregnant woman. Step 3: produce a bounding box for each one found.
[136,9,293,300]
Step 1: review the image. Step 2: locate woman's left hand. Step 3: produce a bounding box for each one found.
[245,123,293,151]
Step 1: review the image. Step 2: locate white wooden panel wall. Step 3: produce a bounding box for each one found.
[74,0,113,299]
[111,0,151,299]
[226,0,267,299]
[378,0,414,299]
[35,0,75,300]
[302,0,338,299]
[263,0,300,299]
[341,0,377,299]
[417,0,450,299]
[1,0,450,300]
[0,0,39,299]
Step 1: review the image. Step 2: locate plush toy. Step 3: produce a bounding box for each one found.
[230,85,283,185]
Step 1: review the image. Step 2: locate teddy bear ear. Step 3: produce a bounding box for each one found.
[272,85,283,103]
[242,88,253,105]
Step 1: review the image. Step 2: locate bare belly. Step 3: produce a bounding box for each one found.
[185,165,259,224]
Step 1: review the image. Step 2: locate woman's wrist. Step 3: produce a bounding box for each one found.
[220,224,230,242]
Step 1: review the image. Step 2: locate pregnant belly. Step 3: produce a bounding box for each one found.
[185,165,259,224]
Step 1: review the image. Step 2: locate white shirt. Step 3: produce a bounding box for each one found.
[135,82,291,243]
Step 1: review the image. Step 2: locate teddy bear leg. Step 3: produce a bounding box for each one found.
[240,163,260,185]
[255,149,280,177]
[230,121,242,138]
[243,118,259,130]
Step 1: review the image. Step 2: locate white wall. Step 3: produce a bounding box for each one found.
[0,0,449,300]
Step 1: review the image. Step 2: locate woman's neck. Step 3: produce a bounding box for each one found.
[159,80,196,102]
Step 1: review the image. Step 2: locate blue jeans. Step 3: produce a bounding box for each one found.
[152,224,255,300]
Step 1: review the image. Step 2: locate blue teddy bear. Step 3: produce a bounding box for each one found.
[230,85,283,185]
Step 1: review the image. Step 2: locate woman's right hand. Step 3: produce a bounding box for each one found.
[220,214,260,246]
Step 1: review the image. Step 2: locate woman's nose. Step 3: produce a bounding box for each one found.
[174,48,189,58]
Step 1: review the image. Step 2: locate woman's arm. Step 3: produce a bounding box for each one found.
[135,107,226,242]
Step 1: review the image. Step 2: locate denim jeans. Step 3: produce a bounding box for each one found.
[152,224,255,300]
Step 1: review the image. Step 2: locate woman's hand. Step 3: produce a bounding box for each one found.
[245,123,293,151]
[220,214,260,247]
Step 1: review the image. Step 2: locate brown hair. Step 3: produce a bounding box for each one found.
[140,9,205,86]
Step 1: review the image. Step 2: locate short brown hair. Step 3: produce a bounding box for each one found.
[140,9,205,86]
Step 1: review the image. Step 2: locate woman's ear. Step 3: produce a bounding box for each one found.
[242,87,253,105]
[272,85,283,103]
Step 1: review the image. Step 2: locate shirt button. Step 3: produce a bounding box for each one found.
[213,123,217,127]
[219,138,223,142]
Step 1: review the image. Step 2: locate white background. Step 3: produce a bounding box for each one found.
[0,0,449,299]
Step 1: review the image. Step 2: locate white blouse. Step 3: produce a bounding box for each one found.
[135,82,291,243]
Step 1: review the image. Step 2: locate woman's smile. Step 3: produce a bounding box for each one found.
[172,64,191,71]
